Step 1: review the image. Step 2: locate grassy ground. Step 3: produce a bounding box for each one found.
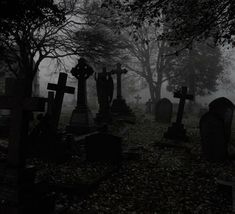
[43,109,235,214]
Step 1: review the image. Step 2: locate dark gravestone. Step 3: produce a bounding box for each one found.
[145,99,152,114]
[67,58,95,134]
[164,86,194,141]
[110,63,133,116]
[95,67,114,123]
[46,91,54,117]
[47,72,75,132]
[155,98,173,123]
[85,133,122,163]
[200,97,235,162]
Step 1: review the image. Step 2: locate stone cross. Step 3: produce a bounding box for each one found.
[66,58,95,134]
[0,79,46,167]
[164,86,193,141]
[70,58,94,108]
[47,72,75,132]
[174,86,194,125]
[111,63,128,99]
[134,94,141,105]
[46,91,54,116]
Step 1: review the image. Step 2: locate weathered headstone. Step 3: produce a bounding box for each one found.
[200,97,234,161]
[67,58,95,134]
[110,63,133,117]
[155,98,173,123]
[134,94,141,105]
[0,79,54,213]
[95,67,114,123]
[145,99,152,114]
[47,72,75,132]
[164,86,194,141]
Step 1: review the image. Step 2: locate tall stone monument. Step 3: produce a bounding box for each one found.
[164,86,194,141]
[67,58,95,134]
[110,63,133,116]
[95,67,114,123]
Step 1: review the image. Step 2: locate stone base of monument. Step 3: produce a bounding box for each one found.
[0,164,55,214]
[66,106,96,135]
[164,123,188,142]
[95,111,112,124]
[111,99,136,123]
[111,99,132,114]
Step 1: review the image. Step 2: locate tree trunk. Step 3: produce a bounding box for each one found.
[154,83,161,102]
[147,78,155,102]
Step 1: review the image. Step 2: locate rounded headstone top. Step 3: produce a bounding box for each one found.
[209,97,235,113]
[209,97,234,109]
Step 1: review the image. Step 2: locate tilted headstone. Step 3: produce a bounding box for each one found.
[67,58,95,134]
[200,97,235,161]
[95,67,114,123]
[164,86,194,141]
[47,72,75,132]
[155,98,173,123]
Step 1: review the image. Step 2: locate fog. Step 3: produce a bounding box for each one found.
[38,46,235,111]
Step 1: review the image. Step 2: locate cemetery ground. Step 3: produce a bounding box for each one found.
[1,108,235,213]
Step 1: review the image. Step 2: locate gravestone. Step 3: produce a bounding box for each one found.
[145,99,153,114]
[95,67,114,123]
[47,72,75,132]
[134,94,141,105]
[164,86,194,141]
[200,97,235,162]
[67,58,95,135]
[110,63,133,117]
[155,98,173,123]
[0,79,54,213]
[85,133,122,163]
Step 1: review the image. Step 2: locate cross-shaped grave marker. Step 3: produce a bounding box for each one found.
[0,79,47,167]
[0,78,49,213]
[47,72,75,132]
[111,63,128,99]
[174,86,194,125]
[110,63,134,118]
[164,86,194,141]
[46,91,54,116]
[134,94,142,105]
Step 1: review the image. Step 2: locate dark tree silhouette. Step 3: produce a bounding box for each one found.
[166,42,224,100]
[108,0,235,48]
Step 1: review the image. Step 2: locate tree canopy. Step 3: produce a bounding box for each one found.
[104,0,235,48]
